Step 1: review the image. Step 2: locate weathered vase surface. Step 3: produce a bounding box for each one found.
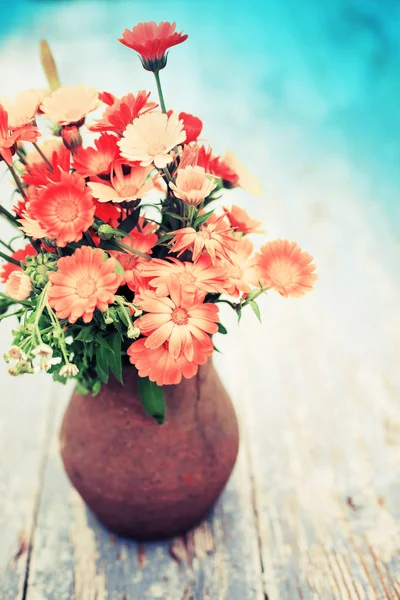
[60,361,239,540]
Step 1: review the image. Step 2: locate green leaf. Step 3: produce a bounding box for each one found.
[194,210,214,229]
[108,332,123,384]
[96,345,109,384]
[155,233,175,246]
[118,209,140,233]
[138,377,166,425]
[217,322,228,335]
[249,300,262,323]
[162,211,186,223]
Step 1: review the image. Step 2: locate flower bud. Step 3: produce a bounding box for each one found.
[6,271,33,301]
[25,252,58,287]
[98,224,115,240]
[61,124,83,152]
[127,326,141,339]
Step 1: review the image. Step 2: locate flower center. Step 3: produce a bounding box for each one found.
[229,265,242,279]
[119,184,139,198]
[75,276,97,299]
[148,142,167,156]
[36,264,48,274]
[198,230,212,240]
[55,197,79,223]
[179,271,196,284]
[270,261,296,285]
[171,307,189,325]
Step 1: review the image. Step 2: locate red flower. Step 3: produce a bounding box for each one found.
[73,134,119,178]
[98,91,117,106]
[90,91,157,135]
[167,111,202,145]
[0,105,39,165]
[119,21,188,72]
[197,146,239,186]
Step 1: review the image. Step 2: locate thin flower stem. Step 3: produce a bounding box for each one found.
[0,250,20,266]
[16,149,28,165]
[0,239,13,252]
[7,163,27,199]
[84,230,95,247]
[154,70,167,113]
[32,142,53,170]
[116,241,151,260]
[241,286,269,308]
[163,167,174,184]
[0,205,19,226]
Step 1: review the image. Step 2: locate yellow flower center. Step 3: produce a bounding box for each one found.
[119,184,139,198]
[55,198,79,223]
[171,307,189,325]
[76,277,97,299]
[148,142,167,155]
[229,265,242,279]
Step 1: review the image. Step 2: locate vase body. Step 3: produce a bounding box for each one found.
[60,361,239,540]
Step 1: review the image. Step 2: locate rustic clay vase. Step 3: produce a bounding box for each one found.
[60,361,239,540]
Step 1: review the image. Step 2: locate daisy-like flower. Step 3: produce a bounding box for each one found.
[223,205,264,235]
[48,246,123,323]
[73,134,119,178]
[196,145,239,186]
[118,111,186,169]
[88,161,155,203]
[40,84,100,126]
[0,90,44,129]
[170,166,216,206]
[254,240,318,298]
[0,105,39,165]
[223,150,262,196]
[141,255,227,297]
[59,363,79,377]
[0,243,37,283]
[24,138,63,166]
[127,336,211,386]
[27,171,95,247]
[219,237,258,297]
[5,271,32,301]
[90,91,157,135]
[169,215,237,264]
[111,229,158,293]
[137,274,219,361]
[119,21,188,72]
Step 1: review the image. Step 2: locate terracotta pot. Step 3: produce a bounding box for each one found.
[60,361,239,540]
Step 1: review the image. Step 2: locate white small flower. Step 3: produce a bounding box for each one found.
[134,309,143,317]
[64,336,74,345]
[8,346,26,361]
[60,364,79,377]
[127,326,141,339]
[32,343,53,358]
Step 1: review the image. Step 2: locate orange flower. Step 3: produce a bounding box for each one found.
[88,161,155,203]
[140,255,227,297]
[169,215,237,264]
[254,240,318,298]
[73,134,119,178]
[90,91,157,135]
[27,171,95,247]
[48,246,123,323]
[219,237,257,297]
[223,205,264,235]
[0,90,43,129]
[170,166,216,206]
[118,111,186,168]
[0,105,39,165]
[0,244,37,283]
[111,228,158,293]
[137,274,219,360]
[119,21,188,71]
[127,337,211,386]
[40,85,100,126]
[5,271,32,301]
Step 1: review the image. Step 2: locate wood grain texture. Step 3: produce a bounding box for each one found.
[0,323,55,600]
[25,382,264,600]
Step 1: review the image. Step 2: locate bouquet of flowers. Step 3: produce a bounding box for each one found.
[0,21,317,422]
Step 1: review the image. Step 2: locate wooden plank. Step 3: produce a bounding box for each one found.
[26,372,264,600]
[0,322,55,600]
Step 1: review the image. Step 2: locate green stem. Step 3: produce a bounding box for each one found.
[241,286,269,308]
[0,250,20,266]
[0,205,19,226]
[154,70,167,113]
[33,142,53,170]
[0,239,13,252]
[84,230,95,247]
[7,163,27,199]
[16,149,28,165]
[116,241,151,260]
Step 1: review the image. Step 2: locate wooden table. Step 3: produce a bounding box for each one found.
[1,293,399,600]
